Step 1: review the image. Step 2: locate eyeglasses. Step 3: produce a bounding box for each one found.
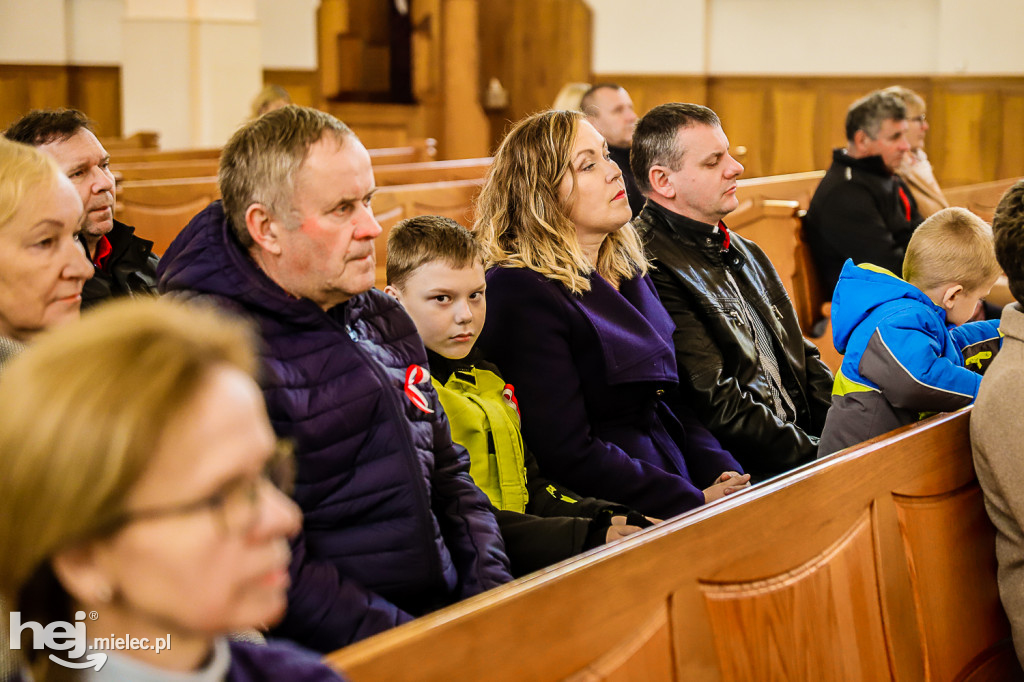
[99,440,296,537]
[910,114,927,123]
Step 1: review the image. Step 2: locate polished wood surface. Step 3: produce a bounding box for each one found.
[325,409,1018,681]
[371,157,491,186]
[117,177,220,255]
[944,176,1022,223]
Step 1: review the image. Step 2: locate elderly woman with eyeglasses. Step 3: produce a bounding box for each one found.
[882,85,949,218]
[0,298,345,681]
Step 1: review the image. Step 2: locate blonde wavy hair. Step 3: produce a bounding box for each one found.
[474,109,647,295]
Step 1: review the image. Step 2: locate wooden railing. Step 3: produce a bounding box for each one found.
[324,408,1019,681]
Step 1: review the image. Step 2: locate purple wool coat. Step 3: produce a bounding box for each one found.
[158,202,511,653]
[478,267,742,519]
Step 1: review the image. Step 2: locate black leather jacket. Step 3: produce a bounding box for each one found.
[635,201,833,478]
[82,220,159,309]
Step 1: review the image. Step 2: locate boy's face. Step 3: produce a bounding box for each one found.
[945,276,998,326]
[387,260,486,360]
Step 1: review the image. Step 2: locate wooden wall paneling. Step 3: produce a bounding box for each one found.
[998,92,1024,182]
[0,65,69,131]
[931,85,997,186]
[768,86,818,175]
[594,74,709,116]
[708,80,767,178]
[440,0,489,159]
[66,66,121,137]
[263,69,323,110]
[327,102,426,148]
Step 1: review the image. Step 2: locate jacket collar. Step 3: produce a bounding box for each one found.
[567,271,678,386]
[642,200,729,247]
[833,148,893,178]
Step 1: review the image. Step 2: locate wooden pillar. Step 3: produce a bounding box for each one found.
[440,0,488,159]
[122,0,261,149]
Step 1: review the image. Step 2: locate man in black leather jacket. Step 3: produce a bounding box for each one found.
[631,103,833,479]
[5,109,158,309]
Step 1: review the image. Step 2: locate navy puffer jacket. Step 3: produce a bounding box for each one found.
[158,202,510,652]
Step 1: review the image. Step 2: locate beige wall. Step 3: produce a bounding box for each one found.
[0,0,67,63]
[588,0,1024,76]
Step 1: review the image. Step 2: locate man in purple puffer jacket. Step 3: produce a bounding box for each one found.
[157,106,511,653]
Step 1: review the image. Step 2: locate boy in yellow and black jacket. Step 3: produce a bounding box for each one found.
[386,216,653,576]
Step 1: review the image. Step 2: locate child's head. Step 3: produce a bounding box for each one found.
[903,207,1000,325]
[993,180,1024,307]
[385,215,487,360]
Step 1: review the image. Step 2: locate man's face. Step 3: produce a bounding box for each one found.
[273,136,382,310]
[854,118,911,173]
[657,124,744,226]
[38,129,116,242]
[585,87,638,148]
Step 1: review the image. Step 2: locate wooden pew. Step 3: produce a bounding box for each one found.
[728,198,842,372]
[114,156,490,185]
[735,170,825,210]
[945,177,1022,223]
[325,408,1020,681]
[367,138,438,165]
[118,176,485,265]
[98,130,159,151]
[371,157,491,186]
[371,178,486,285]
[109,138,438,166]
[117,177,219,255]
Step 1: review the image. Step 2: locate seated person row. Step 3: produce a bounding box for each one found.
[0,299,344,680]
[5,109,159,307]
[156,105,512,652]
[819,207,1002,455]
[385,216,655,577]
[804,90,925,299]
[630,104,834,477]
[471,109,749,520]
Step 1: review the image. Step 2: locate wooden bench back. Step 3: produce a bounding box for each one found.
[735,170,825,210]
[109,138,438,166]
[371,178,485,285]
[117,177,220,255]
[325,409,1018,681]
[371,157,491,186]
[945,177,1022,223]
[728,198,841,371]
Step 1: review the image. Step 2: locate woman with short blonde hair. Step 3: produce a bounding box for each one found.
[475,110,748,520]
[0,298,344,681]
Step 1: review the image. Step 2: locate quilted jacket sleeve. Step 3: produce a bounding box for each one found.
[273,529,414,653]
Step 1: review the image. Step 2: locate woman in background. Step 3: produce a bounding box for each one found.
[0,299,344,681]
[884,85,949,218]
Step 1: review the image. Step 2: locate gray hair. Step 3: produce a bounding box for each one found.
[219,105,354,248]
[630,102,721,195]
[845,91,907,143]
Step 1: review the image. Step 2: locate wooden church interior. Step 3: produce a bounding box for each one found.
[3,0,1023,678]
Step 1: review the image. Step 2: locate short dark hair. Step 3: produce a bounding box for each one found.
[993,180,1024,306]
[630,103,721,195]
[386,215,484,290]
[580,83,623,117]
[845,91,906,143]
[4,109,94,147]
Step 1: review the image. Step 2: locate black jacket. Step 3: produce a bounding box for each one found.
[427,348,645,577]
[635,201,834,478]
[82,220,159,309]
[608,144,645,219]
[803,149,923,299]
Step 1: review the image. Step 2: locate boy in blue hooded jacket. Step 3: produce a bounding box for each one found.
[818,207,1003,456]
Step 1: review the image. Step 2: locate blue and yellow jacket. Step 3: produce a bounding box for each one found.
[818,260,1001,455]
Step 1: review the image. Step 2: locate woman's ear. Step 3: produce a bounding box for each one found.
[51,542,115,608]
